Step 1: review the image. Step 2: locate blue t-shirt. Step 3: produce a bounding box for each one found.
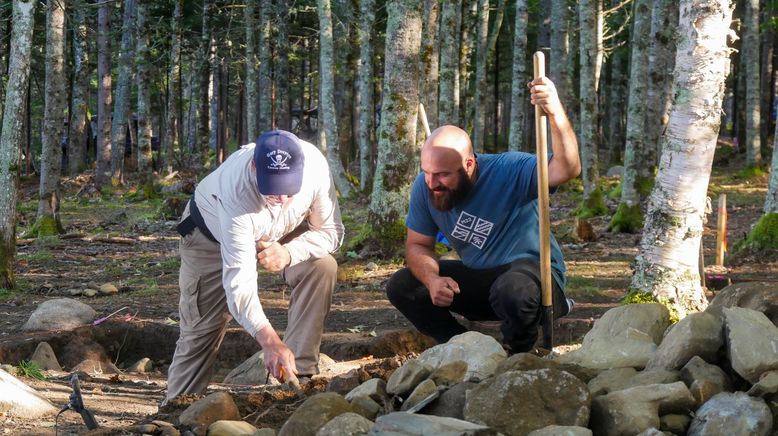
[406,152,566,289]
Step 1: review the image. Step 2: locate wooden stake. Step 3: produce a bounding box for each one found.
[419,103,432,138]
[716,194,727,266]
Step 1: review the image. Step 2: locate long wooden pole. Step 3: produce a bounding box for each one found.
[534,51,553,351]
[715,194,727,266]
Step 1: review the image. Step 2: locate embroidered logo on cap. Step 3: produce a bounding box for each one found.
[267,150,291,170]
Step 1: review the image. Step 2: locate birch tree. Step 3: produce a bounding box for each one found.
[611,0,651,233]
[438,0,461,125]
[743,0,761,168]
[111,0,135,185]
[136,0,153,182]
[68,0,90,176]
[577,0,605,217]
[631,0,733,316]
[244,0,259,141]
[37,0,67,234]
[162,0,182,174]
[420,0,440,128]
[471,0,488,152]
[318,0,353,197]
[765,126,778,214]
[369,0,422,234]
[95,0,111,187]
[197,0,213,164]
[357,0,376,192]
[0,0,34,289]
[508,0,528,151]
[550,0,570,111]
[645,0,678,167]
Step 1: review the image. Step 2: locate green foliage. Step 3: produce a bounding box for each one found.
[607,181,622,199]
[16,360,45,380]
[735,213,778,251]
[622,289,680,323]
[30,216,64,237]
[556,177,584,193]
[18,249,53,262]
[637,176,655,197]
[735,166,767,181]
[610,203,644,233]
[575,188,608,219]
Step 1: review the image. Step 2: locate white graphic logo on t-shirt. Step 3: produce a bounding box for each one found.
[452,211,493,249]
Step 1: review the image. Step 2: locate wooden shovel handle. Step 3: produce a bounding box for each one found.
[534,52,553,309]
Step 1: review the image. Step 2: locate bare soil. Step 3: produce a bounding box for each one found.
[2,158,777,434]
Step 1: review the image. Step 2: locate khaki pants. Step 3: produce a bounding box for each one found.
[166,207,336,400]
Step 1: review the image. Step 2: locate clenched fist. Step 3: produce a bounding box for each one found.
[257,240,291,272]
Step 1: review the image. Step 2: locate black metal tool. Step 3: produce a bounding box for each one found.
[59,374,99,430]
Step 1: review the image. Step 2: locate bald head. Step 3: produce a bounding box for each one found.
[420,126,477,211]
[423,125,473,159]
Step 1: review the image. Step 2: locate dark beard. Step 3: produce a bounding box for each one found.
[429,168,473,211]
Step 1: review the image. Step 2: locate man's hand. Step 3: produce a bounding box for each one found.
[257,241,291,272]
[255,325,297,381]
[427,275,460,307]
[528,77,564,118]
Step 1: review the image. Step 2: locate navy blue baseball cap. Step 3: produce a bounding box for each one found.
[254,130,305,195]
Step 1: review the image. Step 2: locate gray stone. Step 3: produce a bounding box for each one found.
[208,420,258,436]
[0,369,58,418]
[370,412,497,435]
[589,382,696,436]
[252,430,275,436]
[386,360,432,396]
[659,414,690,435]
[0,364,14,374]
[278,393,352,436]
[137,424,158,433]
[349,395,381,420]
[464,369,590,435]
[635,429,671,436]
[30,342,62,371]
[401,379,438,412]
[345,378,387,404]
[222,352,279,386]
[748,370,778,397]
[98,283,119,295]
[555,304,670,369]
[365,262,379,272]
[71,359,121,374]
[688,392,773,436]
[421,382,477,420]
[527,426,592,436]
[626,369,680,389]
[82,289,98,297]
[160,426,182,436]
[680,356,732,404]
[316,412,372,436]
[127,357,153,373]
[429,361,468,386]
[68,289,82,296]
[179,392,241,436]
[416,331,507,382]
[588,368,638,397]
[724,307,778,383]
[327,369,361,395]
[22,298,97,332]
[646,312,724,370]
[495,352,599,383]
[606,165,624,178]
[707,281,778,326]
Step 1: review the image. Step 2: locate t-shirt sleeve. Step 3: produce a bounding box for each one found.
[511,152,557,202]
[405,174,438,237]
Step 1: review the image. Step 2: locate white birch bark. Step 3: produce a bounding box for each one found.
[438,0,461,125]
[508,0,528,152]
[632,0,733,315]
[0,0,35,288]
[369,0,422,230]
[357,0,376,192]
[421,0,440,128]
[163,0,182,174]
[318,0,353,197]
[110,0,135,185]
[743,0,761,167]
[37,0,67,229]
[244,0,259,141]
[68,0,90,176]
[136,0,153,180]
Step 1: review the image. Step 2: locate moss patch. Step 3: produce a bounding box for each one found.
[622,289,680,323]
[610,203,644,233]
[607,181,622,200]
[30,215,64,237]
[575,188,608,219]
[735,213,778,251]
[735,165,767,181]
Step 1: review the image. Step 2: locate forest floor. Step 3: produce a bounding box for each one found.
[1,150,777,434]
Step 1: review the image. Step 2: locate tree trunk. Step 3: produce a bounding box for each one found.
[438,0,461,125]
[162,0,182,174]
[37,0,67,234]
[258,1,272,132]
[537,0,551,51]
[275,0,291,130]
[318,0,353,197]
[244,0,259,141]
[471,0,489,152]
[578,0,604,217]
[136,0,153,182]
[759,1,774,148]
[632,0,733,316]
[209,34,219,158]
[607,45,627,165]
[459,0,477,132]
[94,0,112,187]
[611,0,651,233]
[333,0,355,167]
[744,0,761,167]
[550,0,570,111]
[766,121,778,213]
[421,0,440,128]
[508,0,528,152]
[198,0,213,165]
[110,0,135,185]
[0,0,35,289]
[566,3,579,128]
[357,0,376,192]
[68,0,90,176]
[645,0,678,167]
[368,0,423,234]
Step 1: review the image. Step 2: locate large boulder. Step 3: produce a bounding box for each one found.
[178,392,241,435]
[316,412,372,436]
[680,356,732,404]
[278,393,352,436]
[687,392,773,436]
[464,369,590,435]
[723,307,778,383]
[22,298,97,331]
[0,369,58,418]
[707,281,778,326]
[421,382,477,420]
[495,352,599,383]
[555,304,670,369]
[369,412,498,435]
[415,332,506,382]
[645,312,724,370]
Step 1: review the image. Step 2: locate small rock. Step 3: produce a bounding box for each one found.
[680,356,732,404]
[386,360,432,396]
[30,342,62,371]
[416,331,506,382]
[400,379,437,412]
[528,426,593,436]
[345,378,387,404]
[278,393,352,436]
[688,392,772,436]
[98,283,119,295]
[327,369,361,395]
[645,312,724,371]
[428,361,467,387]
[223,352,278,386]
[365,262,378,272]
[747,370,778,397]
[350,395,382,420]
[67,289,82,296]
[71,359,120,375]
[420,381,476,420]
[208,420,258,436]
[659,414,690,434]
[178,392,241,436]
[723,307,778,383]
[370,412,498,435]
[606,166,624,178]
[252,429,276,436]
[127,357,153,373]
[22,298,97,332]
[316,412,372,436]
[83,289,98,297]
[136,424,158,434]
[588,368,637,397]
